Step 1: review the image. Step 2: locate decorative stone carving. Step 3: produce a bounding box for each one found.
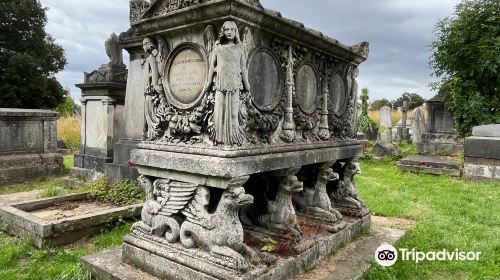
[144,0,263,18]
[241,168,303,240]
[293,163,346,232]
[83,33,128,84]
[131,175,260,271]
[129,0,151,24]
[142,36,170,140]
[280,45,296,142]
[329,162,370,218]
[350,41,370,58]
[205,21,251,146]
[180,177,260,271]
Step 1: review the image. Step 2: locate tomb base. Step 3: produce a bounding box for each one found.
[0,153,63,186]
[83,215,370,280]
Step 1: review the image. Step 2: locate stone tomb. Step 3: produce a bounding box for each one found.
[464,124,500,180]
[0,193,142,248]
[417,95,463,156]
[0,109,63,186]
[82,0,371,279]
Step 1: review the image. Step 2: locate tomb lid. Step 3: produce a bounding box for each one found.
[131,0,369,63]
[472,124,500,137]
[427,94,444,103]
[0,108,59,118]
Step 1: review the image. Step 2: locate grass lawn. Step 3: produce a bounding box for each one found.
[0,155,498,279]
[358,160,500,279]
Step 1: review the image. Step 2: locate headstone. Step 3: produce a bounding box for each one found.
[399,101,410,142]
[411,106,425,143]
[379,106,392,129]
[81,1,373,279]
[0,109,63,186]
[73,33,127,181]
[464,124,500,180]
[416,95,463,156]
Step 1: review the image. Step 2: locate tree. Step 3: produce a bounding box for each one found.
[391,93,425,110]
[430,0,500,137]
[370,99,391,111]
[357,87,378,139]
[0,0,67,109]
[54,89,79,117]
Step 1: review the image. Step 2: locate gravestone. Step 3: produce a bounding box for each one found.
[464,124,500,180]
[81,1,372,279]
[416,95,463,156]
[73,33,127,181]
[411,106,425,143]
[379,106,392,129]
[0,109,63,186]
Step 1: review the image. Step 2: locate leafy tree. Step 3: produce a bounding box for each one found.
[391,93,425,110]
[357,87,378,139]
[54,90,79,117]
[371,99,391,111]
[430,0,500,137]
[0,0,67,109]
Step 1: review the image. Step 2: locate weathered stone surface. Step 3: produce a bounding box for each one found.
[379,106,392,129]
[411,106,425,143]
[0,193,142,248]
[372,142,400,157]
[82,215,370,280]
[417,133,463,156]
[472,124,500,137]
[464,162,500,181]
[398,155,460,177]
[248,49,282,111]
[464,136,500,160]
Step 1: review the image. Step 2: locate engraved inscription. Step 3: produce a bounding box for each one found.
[297,65,318,114]
[168,49,207,105]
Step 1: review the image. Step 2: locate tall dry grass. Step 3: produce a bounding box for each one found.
[368,110,406,127]
[57,116,81,151]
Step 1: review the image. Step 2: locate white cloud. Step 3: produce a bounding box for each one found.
[39,0,459,103]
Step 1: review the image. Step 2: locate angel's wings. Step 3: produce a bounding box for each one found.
[155,35,170,77]
[182,186,214,229]
[154,179,199,216]
[204,25,217,61]
[242,27,255,58]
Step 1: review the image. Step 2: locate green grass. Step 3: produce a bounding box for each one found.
[358,160,500,279]
[0,222,133,280]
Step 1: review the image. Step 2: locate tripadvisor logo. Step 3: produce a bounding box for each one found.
[375,243,481,267]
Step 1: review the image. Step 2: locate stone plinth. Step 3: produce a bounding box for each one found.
[398,155,460,177]
[464,124,500,180]
[74,81,126,180]
[0,109,63,186]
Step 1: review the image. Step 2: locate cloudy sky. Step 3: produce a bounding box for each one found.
[39,0,459,103]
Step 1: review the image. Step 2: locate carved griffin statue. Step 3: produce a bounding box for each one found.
[329,162,366,210]
[180,185,260,271]
[241,172,303,240]
[293,165,343,224]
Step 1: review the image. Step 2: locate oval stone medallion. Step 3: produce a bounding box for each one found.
[330,74,347,116]
[296,65,318,114]
[248,49,282,111]
[167,46,207,107]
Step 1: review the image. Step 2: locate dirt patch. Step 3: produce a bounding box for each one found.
[371,215,416,230]
[30,200,117,222]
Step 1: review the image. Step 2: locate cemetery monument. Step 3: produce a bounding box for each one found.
[82,0,372,279]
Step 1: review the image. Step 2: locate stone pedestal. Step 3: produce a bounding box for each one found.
[464,124,500,180]
[0,109,63,186]
[73,82,126,180]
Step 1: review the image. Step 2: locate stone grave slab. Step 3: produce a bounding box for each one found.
[398,155,460,177]
[0,193,142,248]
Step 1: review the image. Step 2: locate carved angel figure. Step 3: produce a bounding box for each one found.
[142,37,170,140]
[205,21,251,146]
[105,33,123,66]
